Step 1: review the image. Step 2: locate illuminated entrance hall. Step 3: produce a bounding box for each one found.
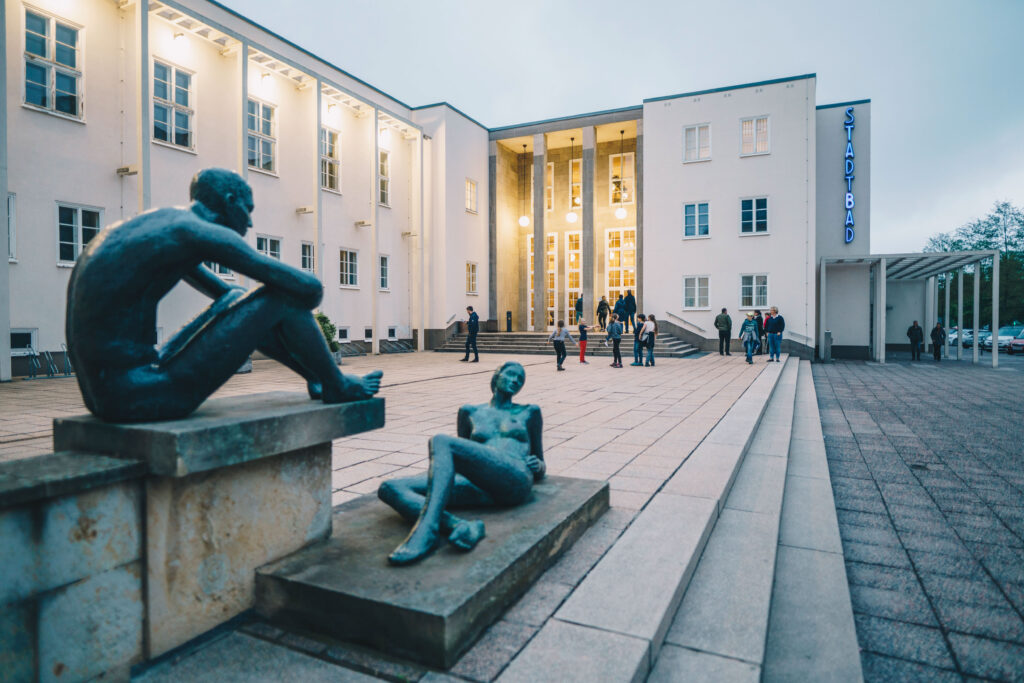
[493,116,641,331]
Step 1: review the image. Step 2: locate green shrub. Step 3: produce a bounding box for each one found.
[315,312,340,352]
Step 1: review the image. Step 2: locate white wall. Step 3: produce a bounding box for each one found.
[886,279,928,345]
[823,264,871,348]
[643,76,817,348]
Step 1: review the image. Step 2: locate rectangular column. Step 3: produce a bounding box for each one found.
[371,109,380,355]
[532,134,546,330]
[0,0,9,380]
[818,260,827,360]
[992,254,999,369]
[924,276,935,353]
[878,259,887,364]
[943,273,950,359]
[582,127,595,323]
[957,267,963,361]
[488,143,498,325]
[136,3,151,211]
[635,120,644,312]
[973,261,980,363]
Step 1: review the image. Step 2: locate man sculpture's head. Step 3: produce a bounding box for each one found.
[190,168,254,236]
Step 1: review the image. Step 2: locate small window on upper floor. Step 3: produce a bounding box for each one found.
[153,60,194,149]
[320,127,340,192]
[683,124,711,162]
[740,116,770,156]
[378,151,390,206]
[465,179,478,213]
[24,8,82,119]
[740,197,768,234]
[57,203,101,264]
[684,202,710,238]
[256,235,281,260]
[301,242,315,272]
[247,98,276,173]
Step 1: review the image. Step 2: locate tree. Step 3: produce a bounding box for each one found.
[315,312,340,352]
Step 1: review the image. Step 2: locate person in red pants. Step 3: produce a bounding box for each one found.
[578,317,591,364]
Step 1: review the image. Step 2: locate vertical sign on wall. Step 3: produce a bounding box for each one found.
[843,107,855,243]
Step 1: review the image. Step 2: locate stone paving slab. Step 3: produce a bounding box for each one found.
[497,620,649,683]
[649,644,760,683]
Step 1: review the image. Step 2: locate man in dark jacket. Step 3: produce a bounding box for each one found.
[714,308,732,356]
[461,306,479,362]
[764,306,785,362]
[575,295,584,325]
[623,290,637,333]
[597,296,610,330]
[612,296,626,330]
[754,310,765,355]
[930,322,945,362]
[907,321,924,361]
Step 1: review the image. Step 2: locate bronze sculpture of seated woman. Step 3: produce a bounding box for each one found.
[378,361,545,565]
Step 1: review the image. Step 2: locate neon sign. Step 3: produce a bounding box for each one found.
[843,107,855,243]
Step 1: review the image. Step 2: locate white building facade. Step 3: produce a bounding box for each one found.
[1,0,881,379]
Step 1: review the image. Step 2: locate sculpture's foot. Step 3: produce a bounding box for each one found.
[388,523,442,566]
[448,519,486,551]
[307,381,323,400]
[322,370,383,403]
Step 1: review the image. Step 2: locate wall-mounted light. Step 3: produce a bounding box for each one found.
[173,32,185,42]
[327,103,337,113]
[261,72,270,83]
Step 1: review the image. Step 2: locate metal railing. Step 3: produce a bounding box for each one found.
[22,344,74,380]
[665,311,706,334]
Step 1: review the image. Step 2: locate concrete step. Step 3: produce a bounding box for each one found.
[435,333,700,358]
[498,356,790,682]
[762,360,863,682]
[650,357,799,680]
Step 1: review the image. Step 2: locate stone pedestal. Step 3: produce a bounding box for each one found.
[52,392,384,658]
[255,476,609,668]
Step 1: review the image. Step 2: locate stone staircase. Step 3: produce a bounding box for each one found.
[497,358,863,682]
[434,331,700,359]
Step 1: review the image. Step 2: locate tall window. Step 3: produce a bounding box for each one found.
[465,179,477,213]
[684,124,711,162]
[24,9,81,118]
[379,255,389,290]
[740,275,768,308]
[153,61,193,148]
[740,116,770,156]
[609,152,635,206]
[569,159,581,211]
[566,232,581,318]
[684,202,710,238]
[301,242,315,272]
[545,162,554,211]
[320,128,340,191]
[466,262,478,294]
[378,151,390,206]
[683,276,709,309]
[7,194,16,262]
[340,249,358,287]
[247,98,276,172]
[256,235,280,259]
[57,204,100,263]
[741,198,768,234]
[606,228,636,303]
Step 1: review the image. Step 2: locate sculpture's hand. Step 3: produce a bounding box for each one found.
[525,455,546,481]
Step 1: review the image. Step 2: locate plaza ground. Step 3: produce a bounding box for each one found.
[1,351,1021,681]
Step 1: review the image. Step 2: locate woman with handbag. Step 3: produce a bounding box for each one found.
[643,314,658,366]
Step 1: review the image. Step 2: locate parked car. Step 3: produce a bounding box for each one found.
[981,325,1022,352]
[1008,330,1024,356]
[960,329,974,348]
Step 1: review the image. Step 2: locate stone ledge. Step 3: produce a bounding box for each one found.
[52,392,385,477]
[0,452,145,510]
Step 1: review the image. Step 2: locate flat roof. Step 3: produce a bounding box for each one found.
[817,99,871,110]
[643,73,816,104]
[822,250,1000,281]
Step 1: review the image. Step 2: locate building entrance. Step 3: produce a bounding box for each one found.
[527,234,557,330]
[606,228,636,303]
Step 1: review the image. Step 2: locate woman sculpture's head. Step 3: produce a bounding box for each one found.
[491,361,526,397]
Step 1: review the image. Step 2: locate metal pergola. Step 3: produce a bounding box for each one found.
[820,250,1001,366]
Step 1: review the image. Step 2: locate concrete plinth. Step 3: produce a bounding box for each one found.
[255,476,609,668]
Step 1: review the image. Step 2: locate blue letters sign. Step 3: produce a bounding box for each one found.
[843,107,855,243]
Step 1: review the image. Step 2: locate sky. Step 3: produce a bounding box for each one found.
[220,0,1024,253]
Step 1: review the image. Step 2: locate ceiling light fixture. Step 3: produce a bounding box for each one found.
[518,144,530,227]
[566,136,578,224]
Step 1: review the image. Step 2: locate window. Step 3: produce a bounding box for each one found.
[247,98,276,172]
[606,228,636,303]
[7,194,16,262]
[684,202,710,238]
[10,329,37,357]
[466,262,478,295]
[153,61,193,149]
[740,116,769,156]
[24,9,82,118]
[683,276,710,309]
[337,327,349,343]
[57,204,100,263]
[609,152,635,206]
[740,275,768,309]
[684,124,711,162]
[320,127,340,191]
[387,327,397,340]
[545,162,554,211]
[340,249,358,287]
[378,150,390,206]
[379,255,389,290]
[256,235,280,260]
[465,179,477,213]
[569,159,581,210]
[740,198,768,234]
[364,327,373,341]
[301,242,315,272]
[203,261,232,277]
[565,232,581,318]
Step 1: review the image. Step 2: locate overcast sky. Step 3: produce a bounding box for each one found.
[221,0,1024,253]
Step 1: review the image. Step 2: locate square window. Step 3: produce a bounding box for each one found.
[388,327,397,340]
[256,235,281,260]
[683,276,709,309]
[10,329,37,356]
[338,327,349,342]
[740,274,768,308]
[56,203,102,263]
[684,202,710,238]
[364,327,373,341]
[741,197,768,234]
[740,116,770,156]
[683,124,711,162]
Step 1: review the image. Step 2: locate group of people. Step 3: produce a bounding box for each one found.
[906,320,946,362]
[548,311,658,370]
[714,307,785,364]
[593,291,637,332]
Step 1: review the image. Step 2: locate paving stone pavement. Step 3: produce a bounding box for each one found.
[814,360,1024,682]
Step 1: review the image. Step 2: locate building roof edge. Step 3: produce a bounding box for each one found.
[643,73,817,104]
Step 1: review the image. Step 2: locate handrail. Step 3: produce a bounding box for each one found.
[665,311,706,334]
[446,314,457,325]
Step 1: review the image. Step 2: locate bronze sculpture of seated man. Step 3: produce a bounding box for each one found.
[378,361,545,565]
[66,167,382,422]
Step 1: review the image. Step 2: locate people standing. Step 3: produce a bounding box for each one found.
[754,310,765,355]
[644,314,658,367]
[597,296,610,331]
[578,317,591,364]
[461,306,479,362]
[623,290,637,334]
[548,320,576,371]
[931,322,945,362]
[631,314,646,366]
[764,306,785,362]
[575,295,584,325]
[612,296,626,333]
[607,314,623,368]
[714,308,733,356]
[739,312,759,364]
[907,321,924,361]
